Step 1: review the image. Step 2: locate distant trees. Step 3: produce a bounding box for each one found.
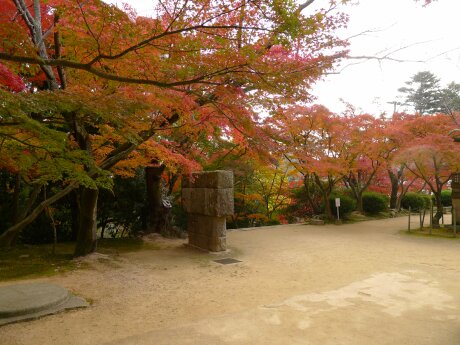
[398,71,443,114]
[398,71,460,115]
[271,103,459,222]
[440,82,460,115]
[394,114,460,224]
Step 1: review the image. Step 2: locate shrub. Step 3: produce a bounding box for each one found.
[328,193,356,218]
[421,194,432,209]
[362,192,389,215]
[441,189,452,207]
[97,172,148,238]
[266,218,281,226]
[286,185,321,219]
[401,192,425,211]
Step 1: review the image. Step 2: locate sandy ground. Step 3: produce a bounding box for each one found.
[1,217,460,345]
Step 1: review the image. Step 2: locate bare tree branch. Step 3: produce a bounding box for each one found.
[298,0,316,12]
[0,52,253,88]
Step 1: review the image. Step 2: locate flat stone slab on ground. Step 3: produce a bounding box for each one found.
[0,282,88,326]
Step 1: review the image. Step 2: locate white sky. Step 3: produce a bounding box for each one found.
[314,0,460,116]
[108,0,460,116]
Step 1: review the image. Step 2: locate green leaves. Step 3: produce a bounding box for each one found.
[0,89,155,190]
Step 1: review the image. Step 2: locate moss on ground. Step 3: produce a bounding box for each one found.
[0,243,77,282]
[324,211,398,224]
[0,238,163,282]
[400,227,460,240]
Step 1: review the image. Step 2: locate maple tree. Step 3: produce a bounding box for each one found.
[251,160,292,222]
[272,105,350,219]
[394,114,460,224]
[0,0,348,254]
[339,114,387,213]
[378,113,426,210]
[278,107,387,216]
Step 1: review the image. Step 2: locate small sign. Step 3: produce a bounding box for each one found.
[335,198,340,207]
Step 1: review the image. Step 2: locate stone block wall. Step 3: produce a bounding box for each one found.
[452,173,460,223]
[182,170,234,252]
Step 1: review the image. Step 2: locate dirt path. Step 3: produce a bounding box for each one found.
[1,217,460,345]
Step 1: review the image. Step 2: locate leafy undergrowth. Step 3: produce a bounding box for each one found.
[0,238,162,282]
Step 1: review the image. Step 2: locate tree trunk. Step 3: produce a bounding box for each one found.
[433,193,443,226]
[396,193,403,212]
[145,164,166,233]
[356,191,364,214]
[323,191,333,220]
[74,187,99,257]
[388,170,399,209]
[304,175,320,214]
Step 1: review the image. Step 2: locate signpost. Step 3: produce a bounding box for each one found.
[335,198,340,221]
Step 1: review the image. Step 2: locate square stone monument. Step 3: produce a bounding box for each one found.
[182,170,234,252]
[451,173,460,223]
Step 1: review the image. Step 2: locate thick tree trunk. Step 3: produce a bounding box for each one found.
[396,194,403,212]
[304,175,320,214]
[388,170,399,209]
[323,191,333,220]
[145,165,166,233]
[433,193,443,226]
[74,187,99,257]
[356,191,364,214]
[313,174,334,220]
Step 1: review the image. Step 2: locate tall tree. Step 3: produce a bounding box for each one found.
[440,82,460,115]
[0,0,348,254]
[398,71,443,114]
[274,105,348,219]
[395,114,460,224]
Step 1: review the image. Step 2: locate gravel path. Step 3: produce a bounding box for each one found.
[1,217,459,345]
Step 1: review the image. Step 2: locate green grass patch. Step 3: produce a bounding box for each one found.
[400,227,460,239]
[0,243,77,282]
[333,211,397,224]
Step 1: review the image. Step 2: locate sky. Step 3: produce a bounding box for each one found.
[313,0,460,115]
[106,0,460,116]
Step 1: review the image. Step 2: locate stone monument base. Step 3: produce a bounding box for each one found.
[182,170,234,253]
[187,214,227,252]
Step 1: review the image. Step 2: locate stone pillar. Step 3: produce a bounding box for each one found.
[451,173,460,224]
[182,171,234,252]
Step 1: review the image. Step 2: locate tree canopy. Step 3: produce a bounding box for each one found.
[0,0,349,253]
[398,71,460,115]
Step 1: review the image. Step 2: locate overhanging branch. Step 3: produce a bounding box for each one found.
[0,52,248,88]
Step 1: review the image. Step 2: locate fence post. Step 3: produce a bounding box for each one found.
[442,206,444,226]
[430,199,433,235]
[408,206,411,233]
[453,205,457,238]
